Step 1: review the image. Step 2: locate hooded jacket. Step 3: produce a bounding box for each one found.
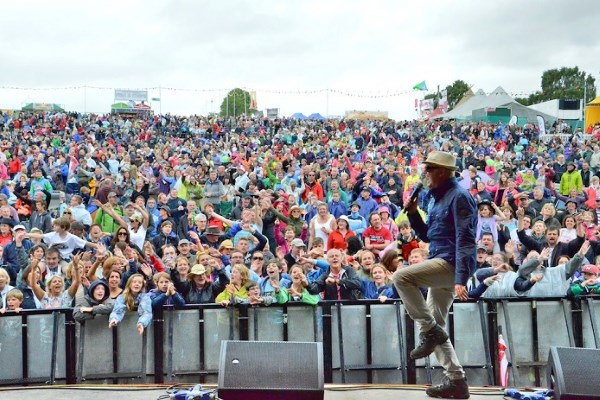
[73,280,114,322]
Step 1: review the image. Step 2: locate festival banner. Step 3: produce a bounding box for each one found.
[420,99,434,110]
[249,91,258,109]
[537,115,546,135]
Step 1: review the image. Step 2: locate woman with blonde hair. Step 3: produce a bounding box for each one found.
[108,274,152,335]
[535,203,560,229]
[28,255,81,309]
[216,264,249,307]
[308,202,335,251]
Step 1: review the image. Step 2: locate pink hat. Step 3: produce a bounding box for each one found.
[582,264,599,275]
[378,206,390,214]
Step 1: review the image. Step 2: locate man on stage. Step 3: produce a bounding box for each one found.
[392,151,476,399]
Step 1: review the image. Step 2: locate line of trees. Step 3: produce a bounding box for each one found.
[218,67,597,116]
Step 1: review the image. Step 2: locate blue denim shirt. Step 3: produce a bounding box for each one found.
[408,178,477,285]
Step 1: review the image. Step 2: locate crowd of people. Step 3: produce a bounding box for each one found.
[0,110,599,332]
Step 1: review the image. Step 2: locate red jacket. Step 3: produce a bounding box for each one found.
[8,158,21,174]
[328,229,355,251]
[302,180,324,202]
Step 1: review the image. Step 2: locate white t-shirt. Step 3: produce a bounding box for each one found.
[128,224,147,249]
[42,232,87,259]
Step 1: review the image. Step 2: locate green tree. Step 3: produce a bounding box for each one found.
[517,67,596,105]
[445,80,470,111]
[219,88,253,117]
[541,67,596,103]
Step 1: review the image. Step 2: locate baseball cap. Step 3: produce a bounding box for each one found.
[178,239,191,246]
[291,238,306,248]
[12,224,26,233]
[582,264,599,275]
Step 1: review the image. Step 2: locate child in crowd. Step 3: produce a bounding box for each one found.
[568,264,600,298]
[25,217,101,260]
[397,221,420,264]
[360,264,395,302]
[109,274,152,335]
[149,272,185,309]
[0,288,23,313]
[233,281,274,305]
[73,280,114,322]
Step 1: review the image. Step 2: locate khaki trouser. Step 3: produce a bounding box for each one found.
[392,258,465,380]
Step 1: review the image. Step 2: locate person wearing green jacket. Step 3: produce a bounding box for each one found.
[274,265,320,305]
[93,194,124,234]
[568,264,600,298]
[559,162,583,196]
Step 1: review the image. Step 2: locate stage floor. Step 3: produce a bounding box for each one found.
[0,384,513,400]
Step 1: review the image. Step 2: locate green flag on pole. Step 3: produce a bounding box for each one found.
[412,81,428,91]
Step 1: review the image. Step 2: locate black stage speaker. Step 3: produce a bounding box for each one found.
[547,346,600,400]
[218,340,324,400]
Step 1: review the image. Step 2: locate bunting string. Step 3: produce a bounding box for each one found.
[0,85,554,99]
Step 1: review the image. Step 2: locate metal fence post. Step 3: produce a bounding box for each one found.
[321,302,333,383]
[571,298,583,347]
[64,310,77,384]
[238,304,249,341]
[405,312,416,384]
[485,300,499,386]
[153,306,164,384]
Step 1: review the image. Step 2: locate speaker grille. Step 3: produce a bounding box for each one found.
[552,347,600,395]
[219,341,323,391]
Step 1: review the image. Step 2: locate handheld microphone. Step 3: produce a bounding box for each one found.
[409,183,423,203]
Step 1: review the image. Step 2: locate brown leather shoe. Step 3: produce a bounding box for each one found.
[410,324,449,359]
[426,376,470,399]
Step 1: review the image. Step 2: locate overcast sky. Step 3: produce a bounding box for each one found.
[0,0,598,119]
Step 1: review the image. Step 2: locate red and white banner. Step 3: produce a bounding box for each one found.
[420,99,434,110]
[498,334,509,387]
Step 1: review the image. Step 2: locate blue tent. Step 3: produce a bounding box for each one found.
[291,112,308,120]
[308,113,326,121]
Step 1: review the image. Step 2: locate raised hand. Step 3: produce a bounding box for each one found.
[96,243,107,257]
[140,263,152,277]
[579,240,590,256]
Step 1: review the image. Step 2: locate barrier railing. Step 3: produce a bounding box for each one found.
[1,297,599,388]
[539,133,594,142]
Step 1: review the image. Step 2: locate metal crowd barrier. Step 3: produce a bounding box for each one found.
[1,297,599,387]
[539,133,594,142]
